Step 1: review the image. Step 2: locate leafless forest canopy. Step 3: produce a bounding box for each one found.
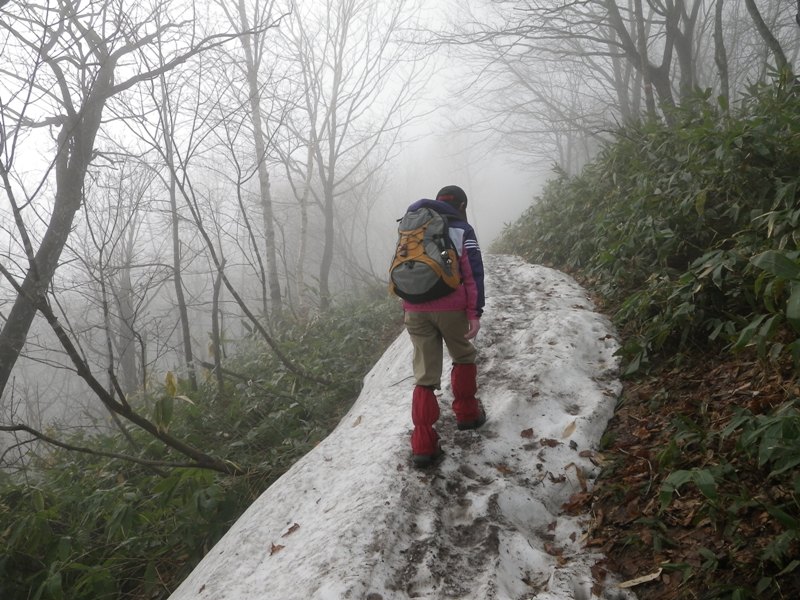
[0,0,798,464]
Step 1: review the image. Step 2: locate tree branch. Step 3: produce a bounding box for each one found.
[0,261,245,476]
[0,423,229,473]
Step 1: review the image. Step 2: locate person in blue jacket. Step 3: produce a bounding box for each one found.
[402,185,486,467]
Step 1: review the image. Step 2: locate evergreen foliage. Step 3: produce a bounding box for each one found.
[493,80,800,374]
[0,292,403,600]
[493,79,800,599]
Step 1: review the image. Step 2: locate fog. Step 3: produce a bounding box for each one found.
[375,58,549,262]
[388,132,542,246]
[0,137,539,465]
[1,0,798,465]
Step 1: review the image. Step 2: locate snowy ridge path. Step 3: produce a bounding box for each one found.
[169,255,635,600]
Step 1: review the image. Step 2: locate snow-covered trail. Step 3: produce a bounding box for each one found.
[169,255,634,600]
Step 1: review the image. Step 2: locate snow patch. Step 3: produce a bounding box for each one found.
[169,254,636,600]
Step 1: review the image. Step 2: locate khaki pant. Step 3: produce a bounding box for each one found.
[404,310,477,388]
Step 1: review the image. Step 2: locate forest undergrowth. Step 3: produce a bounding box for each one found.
[493,77,800,599]
[0,292,403,600]
[579,349,799,600]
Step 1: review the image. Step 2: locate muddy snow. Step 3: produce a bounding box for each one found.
[169,254,636,600]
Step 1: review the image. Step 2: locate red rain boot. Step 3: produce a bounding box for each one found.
[451,363,485,430]
[411,385,441,466]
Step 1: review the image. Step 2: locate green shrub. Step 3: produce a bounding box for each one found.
[492,76,800,599]
[492,80,800,373]
[0,291,403,600]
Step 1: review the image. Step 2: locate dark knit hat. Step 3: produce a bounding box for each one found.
[435,185,468,208]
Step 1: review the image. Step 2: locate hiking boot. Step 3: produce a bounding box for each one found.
[412,444,444,468]
[457,407,486,431]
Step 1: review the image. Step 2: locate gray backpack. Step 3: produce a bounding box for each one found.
[388,207,461,303]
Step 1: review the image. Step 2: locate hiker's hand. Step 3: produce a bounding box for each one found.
[465,319,480,340]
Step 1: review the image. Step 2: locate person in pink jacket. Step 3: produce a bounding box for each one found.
[403,185,486,467]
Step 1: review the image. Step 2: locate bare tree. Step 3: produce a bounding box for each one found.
[218,0,288,320]
[632,0,657,117]
[75,161,167,396]
[157,71,200,391]
[112,24,262,391]
[744,0,791,74]
[166,170,333,385]
[440,0,799,173]
[281,0,429,310]
[278,117,317,312]
[0,0,245,400]
[714,0,730,106]
[435,1,650,170]
[212,112,273,317]
[0,0,263,472]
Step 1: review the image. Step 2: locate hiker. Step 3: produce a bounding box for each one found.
[397,185,486,467]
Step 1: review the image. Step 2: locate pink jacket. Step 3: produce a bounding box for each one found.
[403,248,481,319]
[402,200,484,320]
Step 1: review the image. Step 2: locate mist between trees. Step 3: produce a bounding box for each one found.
[0,0,798,472]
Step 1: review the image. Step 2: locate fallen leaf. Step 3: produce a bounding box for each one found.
[540,438,561,447]
[591,561,608,596]
[495,463,514,475]
[269,543,285,556]
[352,415,362,427]
[282,523,300,537]
[520,428,535,438]
[544,541,564,556]
[587,536,608,547]
[618,568,663,589]
[562,491,592,514]
[578,450,603,466]
[562,420,577,438]
[565,462,588,492]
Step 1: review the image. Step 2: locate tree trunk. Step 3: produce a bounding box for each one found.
[744,0,790,74]
[671,0,701,104]
[114,225,139,394]
[318,180,335,312]
[211,260,226,403]
[236,0,283,320]
[605,0,675,118]
[115,261,139,394]
[234,176,270,317]
[633,0,657,118]
[714,0,730,109]
[295,143,313,313]
[0,79,109,398]
[161,78,198,391]
[607,24,633,121]
[317,108,338,312]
